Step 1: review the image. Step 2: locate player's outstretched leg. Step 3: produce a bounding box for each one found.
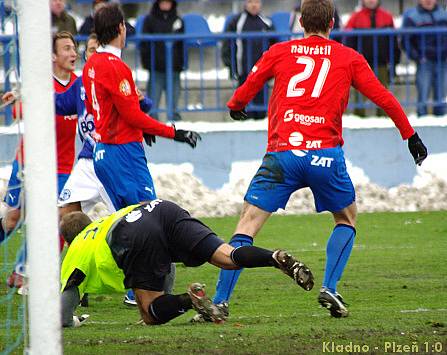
[212,234,253,305]
[272,250,314,291]
[319,224,356,317]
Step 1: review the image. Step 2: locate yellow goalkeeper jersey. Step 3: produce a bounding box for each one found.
[60,204,139,296]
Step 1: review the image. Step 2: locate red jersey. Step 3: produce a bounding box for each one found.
[82,47,174,144]
[13,74,77,173]
[227,36,414,152]
[54,73,78,174]
[345,6,395,29]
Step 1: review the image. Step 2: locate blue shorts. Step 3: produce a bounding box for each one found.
[4,160,70,209]
[93,142,156,210]
[245,147,355,213]
[4,159,22,209]
[57,174,70,195]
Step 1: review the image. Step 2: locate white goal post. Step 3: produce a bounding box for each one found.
[17,0,62,354]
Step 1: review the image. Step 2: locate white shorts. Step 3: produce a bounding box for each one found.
[58,158,115,214]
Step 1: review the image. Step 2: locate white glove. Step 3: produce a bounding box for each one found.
[72,314,90,327]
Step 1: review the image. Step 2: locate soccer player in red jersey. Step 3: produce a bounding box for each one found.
[82,3,200,210]
[208,0,428,319]
[82,3,200,305]
[52,31,78,189]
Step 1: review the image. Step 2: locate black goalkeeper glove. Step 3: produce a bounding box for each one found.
[229,109,248,121]
[143,133,156,147]
[173,129,201,148]
[408,132,428,166]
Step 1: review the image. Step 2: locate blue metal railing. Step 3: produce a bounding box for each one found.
[2,27,447,123]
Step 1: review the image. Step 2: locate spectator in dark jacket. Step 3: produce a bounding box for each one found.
[345,0,400,117]
[51,0,77,35]
[222,0,275,119]
[402,0,447,116]
[79,0,135,36]
[140,0,184,121]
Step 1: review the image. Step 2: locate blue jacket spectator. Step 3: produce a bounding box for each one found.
[402,0,447,116]
[402,2,447,61]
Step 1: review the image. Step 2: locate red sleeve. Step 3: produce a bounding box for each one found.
[351,53,414,140]
[227,48,275,111]
[106,62,175,139]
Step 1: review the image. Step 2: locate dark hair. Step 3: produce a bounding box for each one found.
[300,0,335,34]
[93,3,124,46]
[60,212,92,245]
[87,32,98,44]
[52,31,76,54]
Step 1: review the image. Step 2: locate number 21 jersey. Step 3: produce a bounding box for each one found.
[227,35,414,152]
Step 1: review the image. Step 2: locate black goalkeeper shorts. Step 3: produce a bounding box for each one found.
[107,200,224,291]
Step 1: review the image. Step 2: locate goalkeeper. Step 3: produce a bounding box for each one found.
[60,199,314,327]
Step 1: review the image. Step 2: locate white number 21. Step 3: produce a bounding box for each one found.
[286,56,331,98]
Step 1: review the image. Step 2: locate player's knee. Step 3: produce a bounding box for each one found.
[210,244,239,269]
[141,308,157,325]
[333,203,357,227]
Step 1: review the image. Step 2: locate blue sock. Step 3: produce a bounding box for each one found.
[127,289,135,300]
[323,224,356,293]
[212,234,253,304]
[15,243,27,274]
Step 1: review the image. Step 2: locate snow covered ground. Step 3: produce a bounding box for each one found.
[145,153,447,217]
[1,152,446,218]
[1,115,446,218]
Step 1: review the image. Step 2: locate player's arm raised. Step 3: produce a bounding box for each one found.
[351,54,427,165]
[227,48,275,119]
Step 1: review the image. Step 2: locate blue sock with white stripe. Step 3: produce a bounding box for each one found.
[323,224,356,293]
[212,234,253,304]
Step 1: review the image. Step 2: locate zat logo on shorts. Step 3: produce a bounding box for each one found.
[125,210,142,223]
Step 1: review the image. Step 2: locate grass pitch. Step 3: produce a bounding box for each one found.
[1,211,446,354]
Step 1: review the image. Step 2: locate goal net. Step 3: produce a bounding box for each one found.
[1,0,62,353]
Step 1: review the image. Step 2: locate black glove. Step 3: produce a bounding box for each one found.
[408,132,428,166]
[174,129,201,148]
[230,109,248,121]
[143,133,156,147]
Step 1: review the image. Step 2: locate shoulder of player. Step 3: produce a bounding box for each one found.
[342,43,363,57]
[69,72,78,84]
[267,40,291,55]
[90,53,132,79]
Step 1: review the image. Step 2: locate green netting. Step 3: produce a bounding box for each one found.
[1,1,26,354]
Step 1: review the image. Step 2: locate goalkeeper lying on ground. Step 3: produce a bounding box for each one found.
[60,199,314,327]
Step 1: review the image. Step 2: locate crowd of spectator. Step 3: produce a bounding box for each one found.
[43,0,447,119]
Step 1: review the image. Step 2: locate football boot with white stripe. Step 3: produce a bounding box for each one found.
[272,250,314,291]
[318,287,349,318]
